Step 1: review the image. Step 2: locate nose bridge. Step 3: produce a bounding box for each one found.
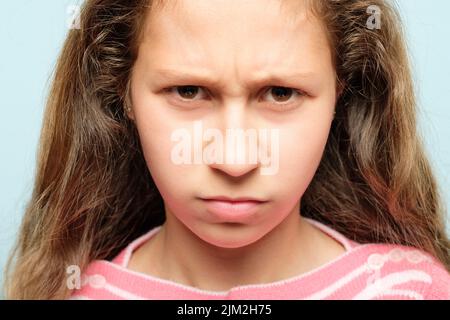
[206,52,263,177]
[221,98,247,130]
[207,98,260,178]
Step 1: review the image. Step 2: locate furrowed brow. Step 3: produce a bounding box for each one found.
[151,67,319,92]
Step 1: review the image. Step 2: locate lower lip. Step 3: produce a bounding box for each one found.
[201,199,266,223]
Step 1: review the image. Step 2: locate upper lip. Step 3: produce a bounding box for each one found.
[200,196,267,203]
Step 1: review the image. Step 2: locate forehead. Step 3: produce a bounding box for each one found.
[138,0,331,76]
[148,0,311,25]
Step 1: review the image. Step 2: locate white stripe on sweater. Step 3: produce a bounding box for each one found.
[352,270,432,300]
[374,289,424,300]
[103,283,146,300]
[305,264,368,300]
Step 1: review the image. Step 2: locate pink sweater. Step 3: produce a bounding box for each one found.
[69,218,450,300]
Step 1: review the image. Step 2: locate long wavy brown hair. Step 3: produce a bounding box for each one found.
[4,0,449,299]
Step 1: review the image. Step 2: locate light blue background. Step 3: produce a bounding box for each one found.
[0,1,449,296]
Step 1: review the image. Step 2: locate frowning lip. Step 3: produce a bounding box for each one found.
[199,195,268,203]
[198,196,268,223]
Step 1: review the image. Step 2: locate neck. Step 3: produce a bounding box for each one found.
[147,202,343,292]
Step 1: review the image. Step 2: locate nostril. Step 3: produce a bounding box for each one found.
[209,162,259,178]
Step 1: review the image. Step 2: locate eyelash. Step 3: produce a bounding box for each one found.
[163,86,307,110]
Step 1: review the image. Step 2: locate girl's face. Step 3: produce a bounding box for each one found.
[130,0,337,248]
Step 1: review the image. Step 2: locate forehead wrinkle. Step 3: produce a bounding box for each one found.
[149,65,322,100]
[140,0,333,95]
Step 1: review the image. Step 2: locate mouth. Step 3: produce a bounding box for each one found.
[198,196,268,223]
[200,195,268,203]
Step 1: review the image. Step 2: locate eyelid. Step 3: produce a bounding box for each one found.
[261,87,307,104]
[164,85,307,108]
[164,86,209,101]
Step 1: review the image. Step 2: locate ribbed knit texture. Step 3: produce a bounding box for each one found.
[69,218,450,300]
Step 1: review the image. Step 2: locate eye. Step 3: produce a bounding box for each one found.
[262,86,306,106]
[163,85,306,110]
[165,86,208,101]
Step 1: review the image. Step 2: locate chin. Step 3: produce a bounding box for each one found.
[195,223,265,249]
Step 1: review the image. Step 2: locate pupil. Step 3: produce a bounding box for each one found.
[272,87,292,101]
[178,86,198,99]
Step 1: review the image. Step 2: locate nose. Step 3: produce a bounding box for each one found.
[207,102,260,178]
[209,160,259,178]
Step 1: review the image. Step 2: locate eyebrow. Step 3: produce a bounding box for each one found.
[150,67,319,91]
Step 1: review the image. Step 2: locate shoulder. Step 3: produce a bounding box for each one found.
[68,228,163,300]
[66,260,114,300]
[352,243,450,300]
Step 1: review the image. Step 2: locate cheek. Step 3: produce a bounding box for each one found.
[132,89,196,202]
[275,112,332,202]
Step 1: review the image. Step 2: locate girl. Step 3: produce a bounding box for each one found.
[4,0,450,300]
